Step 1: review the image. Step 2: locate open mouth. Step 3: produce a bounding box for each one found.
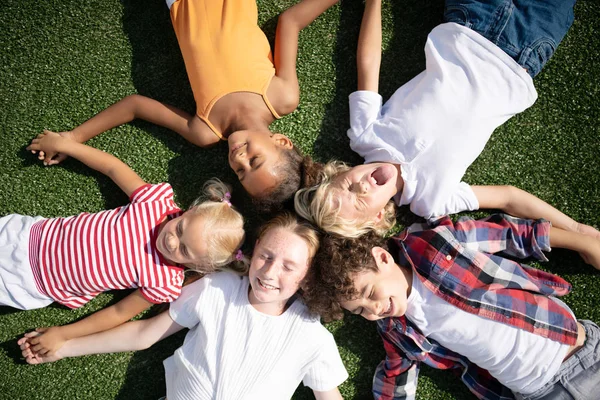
[258,278,279,291]
[371,165,394,186]
[382,298,393,316]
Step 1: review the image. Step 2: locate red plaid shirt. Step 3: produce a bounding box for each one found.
[374,214,578,400]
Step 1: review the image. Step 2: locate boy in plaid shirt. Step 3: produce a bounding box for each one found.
[304,214,600,400]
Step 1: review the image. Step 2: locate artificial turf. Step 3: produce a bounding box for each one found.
[1,0,599,399]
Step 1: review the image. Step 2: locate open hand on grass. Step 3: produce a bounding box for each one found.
[18,331,64,365]
[20,326,67,356]
[26,130,73,166]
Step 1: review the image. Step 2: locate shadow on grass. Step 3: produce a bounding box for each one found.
[312,0,444,164]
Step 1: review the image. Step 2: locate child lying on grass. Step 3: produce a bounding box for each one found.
[294,0,599,240]
[304,213,600,399]
[2,131,245,357]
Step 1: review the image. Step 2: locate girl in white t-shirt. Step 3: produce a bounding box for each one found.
[294,0,600,243]
[19,212,348,400]
[3,131,245,359]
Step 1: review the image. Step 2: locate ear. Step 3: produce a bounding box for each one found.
[271,133,294,150]
[370,246,393,269]
[374,209,385,223]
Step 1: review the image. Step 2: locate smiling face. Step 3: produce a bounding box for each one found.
[248,227,312,316]
[155,212,209,267]
[340,247,412,321]
[330,163,400,225]
[227,130,293,198]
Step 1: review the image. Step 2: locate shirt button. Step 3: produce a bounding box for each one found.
[446,254,452,261]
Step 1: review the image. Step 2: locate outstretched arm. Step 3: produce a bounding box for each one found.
[270,0,340,115]
[19,309,183,365]
[37,94,216,165]
[550,226,600,270]
[357,0,382,92]
[27,130,146,197]
[24,290,153,356]
[472,185,600,239]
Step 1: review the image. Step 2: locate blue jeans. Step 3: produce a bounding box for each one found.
[514,320,600,400]
[443,0,576,77]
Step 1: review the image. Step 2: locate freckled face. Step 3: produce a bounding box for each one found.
[248,227,311,315]
[330,163,400,224]
[227,130,293,198]
[155,212,209,266]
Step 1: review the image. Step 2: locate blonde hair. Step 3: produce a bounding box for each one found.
[187,178,248,274]
[256,211,321,262]
[294,161,396,238]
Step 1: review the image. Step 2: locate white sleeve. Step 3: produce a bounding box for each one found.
[421,181,479,219]
[302,332,348,391]
[168,277,210,328]
[347,90,382,140]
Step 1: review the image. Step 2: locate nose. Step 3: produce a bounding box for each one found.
[165,233,178,252]
[261,261,277,279]
[350,181,368,195]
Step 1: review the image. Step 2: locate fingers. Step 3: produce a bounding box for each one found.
[26,329,44,337]
[31,344,50,355]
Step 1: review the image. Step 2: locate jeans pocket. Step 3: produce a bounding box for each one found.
[519,38,556,77]
[443,5,470,28]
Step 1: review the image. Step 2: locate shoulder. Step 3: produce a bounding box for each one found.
[130,183,175,204]
[205,271,247,296]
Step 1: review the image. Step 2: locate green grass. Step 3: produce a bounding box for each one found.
[1,0,599,398]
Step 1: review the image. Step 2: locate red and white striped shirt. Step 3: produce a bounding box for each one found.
[28,183,185,309]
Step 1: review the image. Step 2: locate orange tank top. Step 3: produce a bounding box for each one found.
[169,0,281,139]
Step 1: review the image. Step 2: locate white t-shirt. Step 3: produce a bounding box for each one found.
[406,274,570,394]
[164,271,348,400]
[348,22,538,219]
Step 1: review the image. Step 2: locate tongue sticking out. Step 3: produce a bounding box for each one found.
[371,166,393,186]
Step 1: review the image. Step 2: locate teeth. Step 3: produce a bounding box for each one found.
[385,300,392,314]
[259,278,278,290]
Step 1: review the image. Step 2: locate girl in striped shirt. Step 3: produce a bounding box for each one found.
[1,130,246,357]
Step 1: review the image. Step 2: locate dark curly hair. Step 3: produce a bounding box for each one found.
[252,147,324,214]
[302,231,388,322]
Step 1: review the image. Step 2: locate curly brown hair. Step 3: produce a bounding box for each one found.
[251,148,324,214]
[302,231,389,322]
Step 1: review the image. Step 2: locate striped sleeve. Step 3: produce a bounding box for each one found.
[451,214,551,260]
[130,183,175,206]
[140,268,185,304]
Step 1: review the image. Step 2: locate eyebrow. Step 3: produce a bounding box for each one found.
[348,285,369,314]
[239,160,265,183]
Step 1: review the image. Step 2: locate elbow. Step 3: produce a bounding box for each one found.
[278,10,300,32]
[279,88,300,116]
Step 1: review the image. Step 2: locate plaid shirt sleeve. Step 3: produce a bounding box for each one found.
[373,331,420,400]
[450,214,551,261]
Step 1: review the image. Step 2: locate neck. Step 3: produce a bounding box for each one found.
[398,262,412,298]
[393,163,404,194]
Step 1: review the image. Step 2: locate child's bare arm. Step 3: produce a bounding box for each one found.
[472,185,600,239]
[18,309,183,365]
[25,290,153,356]
[271,0,340,114]
[357,0,382,92]
[313,388,343,400]
[549,226,600,270]
[37,95,217,165]
[27,130,146,197]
